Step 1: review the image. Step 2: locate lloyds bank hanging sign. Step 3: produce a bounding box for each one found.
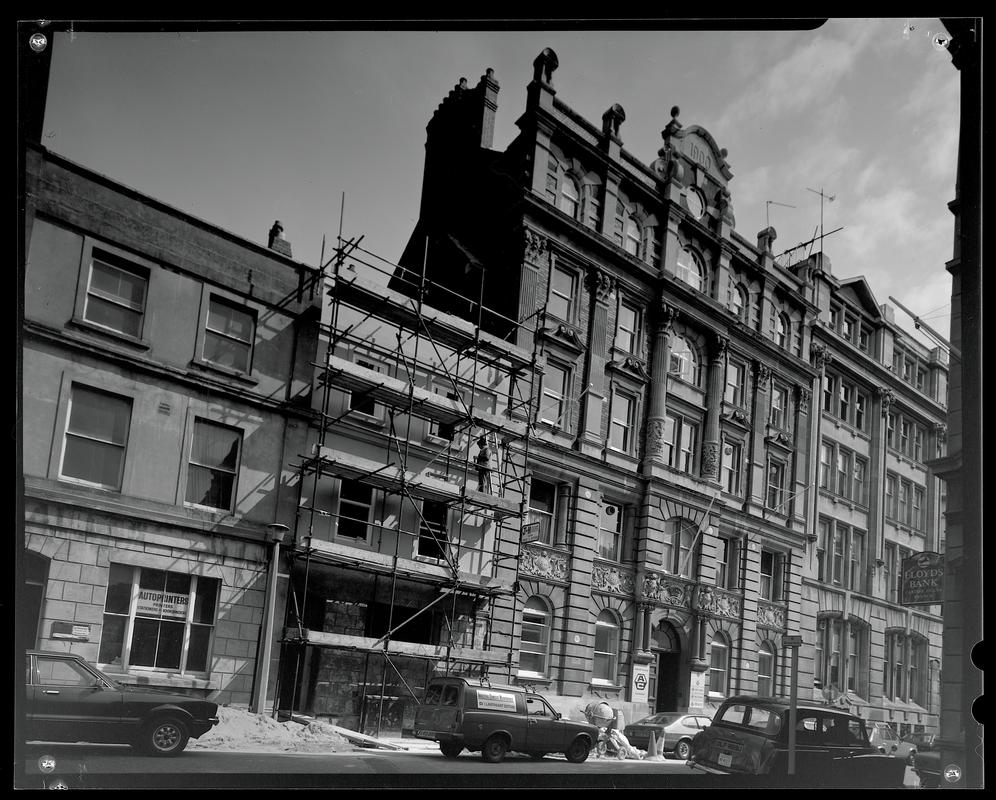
[900,551,944,606]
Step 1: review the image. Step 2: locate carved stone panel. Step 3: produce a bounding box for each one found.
[701,441,719,477]
[524,229,549,266]
[757,600,787,630]
[520,545,569,583]
[639,570,694,609]
[696,586,743,619]
[591,562,635,595]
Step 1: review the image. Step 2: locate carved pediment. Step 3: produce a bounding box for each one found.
[765,429,794,449]
[723,406,752,430]
[608,355,650,381]
[538,321,586,355]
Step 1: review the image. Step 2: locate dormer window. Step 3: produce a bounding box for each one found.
[560,176,580,220]
[624,216,641,256]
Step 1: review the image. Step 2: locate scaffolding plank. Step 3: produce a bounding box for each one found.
[283,628,510,666]
[314,447,520,517]
[329,272,533,370]
[294,536,513,595]
[320,355,527,437]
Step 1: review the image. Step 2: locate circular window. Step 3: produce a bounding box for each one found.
[686,188,704,219]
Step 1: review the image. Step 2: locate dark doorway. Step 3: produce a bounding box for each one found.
[23,551,49,648]
[652,620,682,712]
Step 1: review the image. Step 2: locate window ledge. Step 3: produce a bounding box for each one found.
[69,316,151,350]
[102,668,215,692]
[347,410,387,428]
[188,359,258,386]
[515,673,553,688]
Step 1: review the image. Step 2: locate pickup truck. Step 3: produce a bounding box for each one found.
[413,676,599,763]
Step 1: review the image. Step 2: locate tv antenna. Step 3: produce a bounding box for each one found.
[806,186,835,257]
[765,200,796,229]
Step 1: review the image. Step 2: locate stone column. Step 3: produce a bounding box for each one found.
[643,303,679,466]
[578,268,616,455]
[747,360,771,508]
[555,483,572,546]
[701,334,728,480]
[872,386,895,565]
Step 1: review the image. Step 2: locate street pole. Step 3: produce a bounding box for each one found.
[252,524,288,714]
[785,635,802,776]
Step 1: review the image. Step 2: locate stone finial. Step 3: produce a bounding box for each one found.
[268,220,292,258]
[662,105,682,141]
[532,47,559,85]
[757,226,777,253]
[602,103,626,138]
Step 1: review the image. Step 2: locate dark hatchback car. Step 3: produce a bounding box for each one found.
[24,650,219,756]
[687,695,907,787]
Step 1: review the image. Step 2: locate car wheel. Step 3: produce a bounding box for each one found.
[674,739,692,761]
[439,741,463,758]
[140,716,189,757]
[481,734,509,764]
[565,737,591,764]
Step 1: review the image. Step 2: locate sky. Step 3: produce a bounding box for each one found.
[37,19,963,345]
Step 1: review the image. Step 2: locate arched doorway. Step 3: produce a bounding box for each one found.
[652,619,681,712]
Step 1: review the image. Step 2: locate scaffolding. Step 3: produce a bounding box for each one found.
[276,231,540,736]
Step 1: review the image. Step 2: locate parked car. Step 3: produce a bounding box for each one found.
[867,721,918,764]
[901,730,937,752]
[24,650,218,756]
[623,712,712,759]
[687,695,907,787]
[912,748,942,788]
[413,676,599,763]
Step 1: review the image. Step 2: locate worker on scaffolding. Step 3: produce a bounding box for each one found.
[475,435,495,494]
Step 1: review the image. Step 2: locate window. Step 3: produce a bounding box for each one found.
[824,373,869,429]
[83,252,148,337]
[584,184,602,229]
[203,296,255,373]
[35,656,97,687]
[519,596,551,676]
[912,486,925,531]
[836,449,852,500]
[663,517,699,578]
[886,474,898,519]
[832,525,845,586]
[819,519,866,591]
[757,642,776,696]
[615,300,642,354]
[560,176,580,219]
[716,537,740,589]
[668,335,700,385]
[98,563,219,674]
[185,420,242,511]
[829,305,841,332]
[855,392,867,431]
[348,358,382,417]
[759,549,785,601]
[675,247,704,292]
[721,439,743,495]
[730,283,749,322]
[814,618,843,692]
[540,361,570,427]
[849,529,865,594]
[548,266,577,322]
[853,457,867,505]
[427,386,463,441]
[663,412,697,473]
[724,360,746,407]
[884,631,905,701]
[597,502,624,562]
[770,384,789,429]
[527,478,557,546]
[886,472,926,529]
[338,479,374,540]
[709,632,730,696]
[884,542,897,602]
[842,315,856,343]
[858,325,871,353]
[839,383,851,421]
[61,384,132,490]
[775,313,789,348]
[823,374,836,415]
[766,459,786,511]
[816,518,830,582]
[819,442,833,491]
[417,500,449,559]
[608,389,636,454]
[624,216,641,256]
[593,610,620,683]
[847,626,863,693]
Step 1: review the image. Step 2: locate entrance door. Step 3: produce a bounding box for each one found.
[655,652,680,711]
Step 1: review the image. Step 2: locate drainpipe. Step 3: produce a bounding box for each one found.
[252,523,289,714]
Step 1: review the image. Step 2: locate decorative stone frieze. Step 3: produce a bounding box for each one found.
[646,418,667,459]
[640,570,694,609]
[757,599,787,630]
[754,361,771,389]
[810,342,833,370]
[519,545,570,582]
[727,408,751,429]
[710,334,729,361]
[657,303,680,334]
[765,430,793,448]
[591,562,635,595]
[796,385,810,415]
[878,387,896,414]
[701,441,719,477]
[524,229,549,265]
[696,585,742,619]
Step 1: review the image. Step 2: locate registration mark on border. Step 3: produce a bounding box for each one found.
[718,753,733,767]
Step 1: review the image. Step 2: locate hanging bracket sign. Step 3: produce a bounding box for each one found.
[900,551,944,606]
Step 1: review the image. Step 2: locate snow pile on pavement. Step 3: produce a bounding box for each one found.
[187,706,350,753]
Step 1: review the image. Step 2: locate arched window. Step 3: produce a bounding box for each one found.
[519,596,552,676]
[662,517,700,577]
[624,216,641,256]
[776,313,790,348]
[560,176,580,219]
[676,247,705,292]
[708,631,730,696]
[758,641,776,696]
[593,609,620,683]
[668,335,700,386]
[730,283,749,322]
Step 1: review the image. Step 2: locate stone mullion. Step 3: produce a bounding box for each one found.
[701,334,728,480]
[643,304,679,466]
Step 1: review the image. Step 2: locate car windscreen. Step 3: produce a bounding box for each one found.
[640,713,683,725]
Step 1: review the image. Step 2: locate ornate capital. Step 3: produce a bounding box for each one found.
[646,417,667,461]
[710,334,729,361]
[810,342,833,370]
[754,361,771,390]
[584,268,616,303]
[656,303,680,335]
[934,422,948,441]
[878,386,896,413]
[796,385,811,415]
[524,228,549,265]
